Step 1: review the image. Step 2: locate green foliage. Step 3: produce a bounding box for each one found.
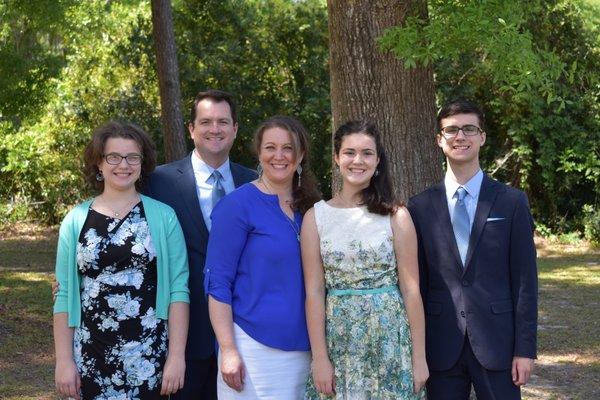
[380,0,600,232]
[0,0,330,223]
[175,0,331,193]
[582,204,600,244]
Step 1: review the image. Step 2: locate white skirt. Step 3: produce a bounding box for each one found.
[217,323,311,399]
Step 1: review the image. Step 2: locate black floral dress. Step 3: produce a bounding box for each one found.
[73,203,168,400]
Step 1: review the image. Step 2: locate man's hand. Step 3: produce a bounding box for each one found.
[512,356,534,386]
[52,281,59,301]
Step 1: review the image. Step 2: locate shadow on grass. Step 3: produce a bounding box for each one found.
[0,271,56,399]
[525,355,600,400]
[0,238,57,273]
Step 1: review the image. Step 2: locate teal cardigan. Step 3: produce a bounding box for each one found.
[53,194,190,327]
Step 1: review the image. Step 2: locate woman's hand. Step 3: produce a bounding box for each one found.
[312,356,336,396]
[412,356,429,393]
[160,354,185,395]
[220,347,245,392]
[55,358,81,400]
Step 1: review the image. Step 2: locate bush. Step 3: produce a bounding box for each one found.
[582,204,600,245]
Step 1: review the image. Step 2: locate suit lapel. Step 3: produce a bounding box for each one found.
[231,161,251,188]
[463,175,501,273]
[430,182,464,270]
[176,156,209,238]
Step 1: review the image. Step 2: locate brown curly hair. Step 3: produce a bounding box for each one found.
[83,121,156,192]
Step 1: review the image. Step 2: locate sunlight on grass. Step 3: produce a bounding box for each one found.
[539,265,600,286]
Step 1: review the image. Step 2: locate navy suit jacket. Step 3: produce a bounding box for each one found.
[408,174,537,371]
[145,154,257,359]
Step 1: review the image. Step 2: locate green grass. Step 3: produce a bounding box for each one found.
[0,225,598,399]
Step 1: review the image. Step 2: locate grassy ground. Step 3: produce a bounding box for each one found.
[0,224,598,399]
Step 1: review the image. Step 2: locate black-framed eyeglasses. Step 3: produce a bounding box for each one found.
[103,153,143,165]
[440,125,482,138]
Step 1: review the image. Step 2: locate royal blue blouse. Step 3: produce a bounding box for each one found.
[204,183,310,351]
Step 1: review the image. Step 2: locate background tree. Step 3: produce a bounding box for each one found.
[0,0,330,223]
[327,0,442,200]
[151,0,187,162]
[380,0,600,239]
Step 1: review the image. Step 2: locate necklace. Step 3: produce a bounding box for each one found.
[337,192,362,208]
[258,179,300,242]
[97,195,140,219]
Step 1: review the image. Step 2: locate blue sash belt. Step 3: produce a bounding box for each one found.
[327,285,398,296]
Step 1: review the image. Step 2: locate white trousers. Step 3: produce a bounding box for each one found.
[217,323,311,399]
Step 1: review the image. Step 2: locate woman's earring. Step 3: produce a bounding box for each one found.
[296,165,303,187]
[374,169,380,177]
[96,170,104,181]
[257,164,263,177]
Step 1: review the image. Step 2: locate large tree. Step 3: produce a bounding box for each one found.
[151,0,187,162]
[327,0,442,199]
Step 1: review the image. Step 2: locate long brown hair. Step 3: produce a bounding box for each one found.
[333,120,398,215]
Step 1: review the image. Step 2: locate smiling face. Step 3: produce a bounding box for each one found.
[98,137,142,193]
[188,98,238,167]
[335,133,379,190]
[258,127,303,187]
[437,113,485,168]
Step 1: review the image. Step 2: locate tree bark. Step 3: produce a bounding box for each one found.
[327,0,442,200]
[151,0,187,162]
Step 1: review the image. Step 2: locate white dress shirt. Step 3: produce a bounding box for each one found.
[445,169,484,229]
[191,150,235,230]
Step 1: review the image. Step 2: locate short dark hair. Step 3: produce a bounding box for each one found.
[333,120,397,216]
[189,89,237,124]
[437,99,485,132]
[253,116,321,215]
[83,121,156,192]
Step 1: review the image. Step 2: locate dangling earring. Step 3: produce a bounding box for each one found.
[257,164,263,177]
[374,169,380,177]
[96,170,104,181]
[296,164,303,187]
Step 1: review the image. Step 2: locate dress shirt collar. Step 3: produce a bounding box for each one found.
[191,150,231,184]
[445,169,484,200]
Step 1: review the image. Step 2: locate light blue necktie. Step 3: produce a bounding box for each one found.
[211,170,226,209]
[452,186,470,267]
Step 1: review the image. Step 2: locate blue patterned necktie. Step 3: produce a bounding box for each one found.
[452,186,470,267]
[211,170,226,209]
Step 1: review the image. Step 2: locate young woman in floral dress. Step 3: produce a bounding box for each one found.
[53,121,189,399]
[302,120,428,399]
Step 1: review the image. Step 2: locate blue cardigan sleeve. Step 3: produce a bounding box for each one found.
[53,217,73,314]
[165,208,190,303]
[204,193,250,305]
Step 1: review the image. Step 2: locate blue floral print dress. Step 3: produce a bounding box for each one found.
[305,201,425,400]
[73,203,167,400]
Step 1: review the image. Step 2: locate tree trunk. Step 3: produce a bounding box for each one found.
[327,0,442,200]
[151,0,187,162]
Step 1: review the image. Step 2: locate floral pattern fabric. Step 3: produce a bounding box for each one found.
[305,201,425,399]
[74,203,167,400]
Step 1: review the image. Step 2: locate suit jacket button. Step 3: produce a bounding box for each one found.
[460,311,466,318]
[462,280,469,286]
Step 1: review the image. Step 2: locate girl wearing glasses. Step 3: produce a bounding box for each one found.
[53,121,190,399]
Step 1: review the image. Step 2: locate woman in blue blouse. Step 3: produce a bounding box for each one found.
[205,116,320,399]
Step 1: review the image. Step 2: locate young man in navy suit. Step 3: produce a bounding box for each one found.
[146,89,256,399]
[408,100,537,399]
